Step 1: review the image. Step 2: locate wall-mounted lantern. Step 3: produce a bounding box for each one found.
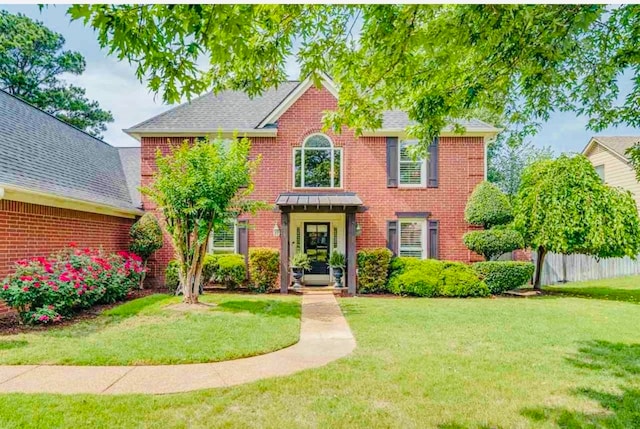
[355,222,362,237]
[273,222,281,237]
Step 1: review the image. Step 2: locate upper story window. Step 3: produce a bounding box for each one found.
[399,140,426,187]
[294,134,342,188]
[594,164,605,183]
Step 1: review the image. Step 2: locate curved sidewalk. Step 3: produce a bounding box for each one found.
[0,292,355,395]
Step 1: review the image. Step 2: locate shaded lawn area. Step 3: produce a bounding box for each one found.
[544,275,640,303]
[2,296,640,428]
[0,294,300,365]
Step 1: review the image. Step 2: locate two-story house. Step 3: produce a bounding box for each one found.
[582,136,640,212]
[126,76,499,294]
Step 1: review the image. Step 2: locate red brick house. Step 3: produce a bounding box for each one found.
[0,89,143,315]
[126,76,499,294]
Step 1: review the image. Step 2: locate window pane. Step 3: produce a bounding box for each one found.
[333,149,341,187]
[305,135,332,148]
[213,222,235,251]
[400,141,418,161]
[400,222,422,247]
[400,161,423,185]
[294,149,302,187]
[399,249,423,258]
[304,149,332,187]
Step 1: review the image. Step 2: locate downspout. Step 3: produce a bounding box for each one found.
[483,137,488,181]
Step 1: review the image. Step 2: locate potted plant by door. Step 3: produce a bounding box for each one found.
[290,253,312,289]
[329,249,346,288]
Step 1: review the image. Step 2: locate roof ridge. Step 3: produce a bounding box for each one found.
[0,88,116,149]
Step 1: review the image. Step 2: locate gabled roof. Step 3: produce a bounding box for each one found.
[583,136,640,163]
[0,90,140,212]
[126,76,500,138]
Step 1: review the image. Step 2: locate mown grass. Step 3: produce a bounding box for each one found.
[0,293,300,365]
[2,294,640,428]
[544,275,640,303]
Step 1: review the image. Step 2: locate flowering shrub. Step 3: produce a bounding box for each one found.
[0,245,144,324]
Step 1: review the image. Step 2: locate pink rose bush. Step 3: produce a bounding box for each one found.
[0,246,144,324]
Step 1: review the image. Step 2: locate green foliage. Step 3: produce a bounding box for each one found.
[129,213,164,260]
[489,140,554,197]
[627,144,640,181]
[165,261,180,294]
[69,5,640,149]
[141,135,264,302]
[356,248,393,294]
[329,250,346,269]
[290,253,312,270]
[465,181,514,228]
[514,154,640,288]
[213,254,246,289]
[438,262,490,298]
[473,261,535,294]
[202,254,219,284]
[463,228,524,261]
[249,248,279,293]
[387,257,489,297]
[0,11,113,137]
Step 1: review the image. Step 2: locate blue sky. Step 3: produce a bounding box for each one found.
[3,4,640,152]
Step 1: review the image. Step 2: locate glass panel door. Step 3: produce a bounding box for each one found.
[304,222,330,275]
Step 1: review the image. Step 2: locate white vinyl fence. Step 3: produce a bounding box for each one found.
[534,252,640,285]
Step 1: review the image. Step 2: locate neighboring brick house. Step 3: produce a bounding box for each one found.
[0,90,143,315]
[126,76,499,294]
[582,136,640,212]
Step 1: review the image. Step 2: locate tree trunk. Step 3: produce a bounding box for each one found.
[533,246,546,291]
[138,259,148,290]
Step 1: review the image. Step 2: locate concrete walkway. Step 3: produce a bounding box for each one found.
[0,292,355,395]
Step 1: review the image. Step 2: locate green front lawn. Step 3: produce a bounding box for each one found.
[544,275,640,303]
[0,294,300,365]
[2,288,640,428]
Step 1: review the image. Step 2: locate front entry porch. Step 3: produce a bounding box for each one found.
[275,192,365,295]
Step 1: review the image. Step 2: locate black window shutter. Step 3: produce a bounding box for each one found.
[386,137,399,188]
[428,220,439,259]
[387,221,398,255]
[427,137,439,188]
[237,221,249,277]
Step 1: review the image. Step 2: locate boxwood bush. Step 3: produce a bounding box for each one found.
[0,246,143,324]
[473,261,535,294]
[386,257,489,298]
[357,248,393,293]
[462,227,524,261]
[213,254,246,289]
[249,248,279,293]
[165,260,180,293]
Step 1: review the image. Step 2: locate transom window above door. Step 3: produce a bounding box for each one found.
[294,134,342,188]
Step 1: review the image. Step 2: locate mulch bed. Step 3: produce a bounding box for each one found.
[0,289,157,336]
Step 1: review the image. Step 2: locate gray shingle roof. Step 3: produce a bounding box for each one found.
[126,82,301,132]
[591,136,640,160]
[0,90,138,211]
[118,147,141,208]
[127,80,499,134]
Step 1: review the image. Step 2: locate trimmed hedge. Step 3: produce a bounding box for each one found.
[213,254,246,289]
[462,227,524,261]
[249,248,279,293]
[473,261,535,294]
[165,260,180,293]
[357,248,393,293]
[464,181,513,228]
[387,257,489,298]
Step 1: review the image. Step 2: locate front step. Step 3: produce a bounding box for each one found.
[289,286,348,296]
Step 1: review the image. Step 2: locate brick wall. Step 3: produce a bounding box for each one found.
[141,85,486,285]
[0,200,135,315]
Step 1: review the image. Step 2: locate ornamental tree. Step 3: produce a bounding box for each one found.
[69,5,640,149]
[514,154,640,290]
[129,213,164,289]
[141,136,264,304]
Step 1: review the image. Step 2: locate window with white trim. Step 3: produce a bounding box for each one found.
[208,221,237,254]
[399,140,426,187]
[398,219,427,259]
[294,134,342,188]
[594,164,605,183]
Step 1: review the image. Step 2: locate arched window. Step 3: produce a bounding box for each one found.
[294,134,342,188]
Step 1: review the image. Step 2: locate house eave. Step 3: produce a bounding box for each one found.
[124,128,278,141]
[360,129,500,138]
[582,137,632,165]
[0,183,143,219]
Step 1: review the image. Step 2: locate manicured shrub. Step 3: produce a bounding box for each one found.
[473,261,535,294]
[0,246,144,324]
[165,260,181,293]
[388,258,444,296]
[129,213,164,288]
[463,227,524,261]
[357,248,393,293]
[202,254,220,284]
[465,181,514,228]
[438,262,490,297]
[249,248,279,293]
[214,254,246,289]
